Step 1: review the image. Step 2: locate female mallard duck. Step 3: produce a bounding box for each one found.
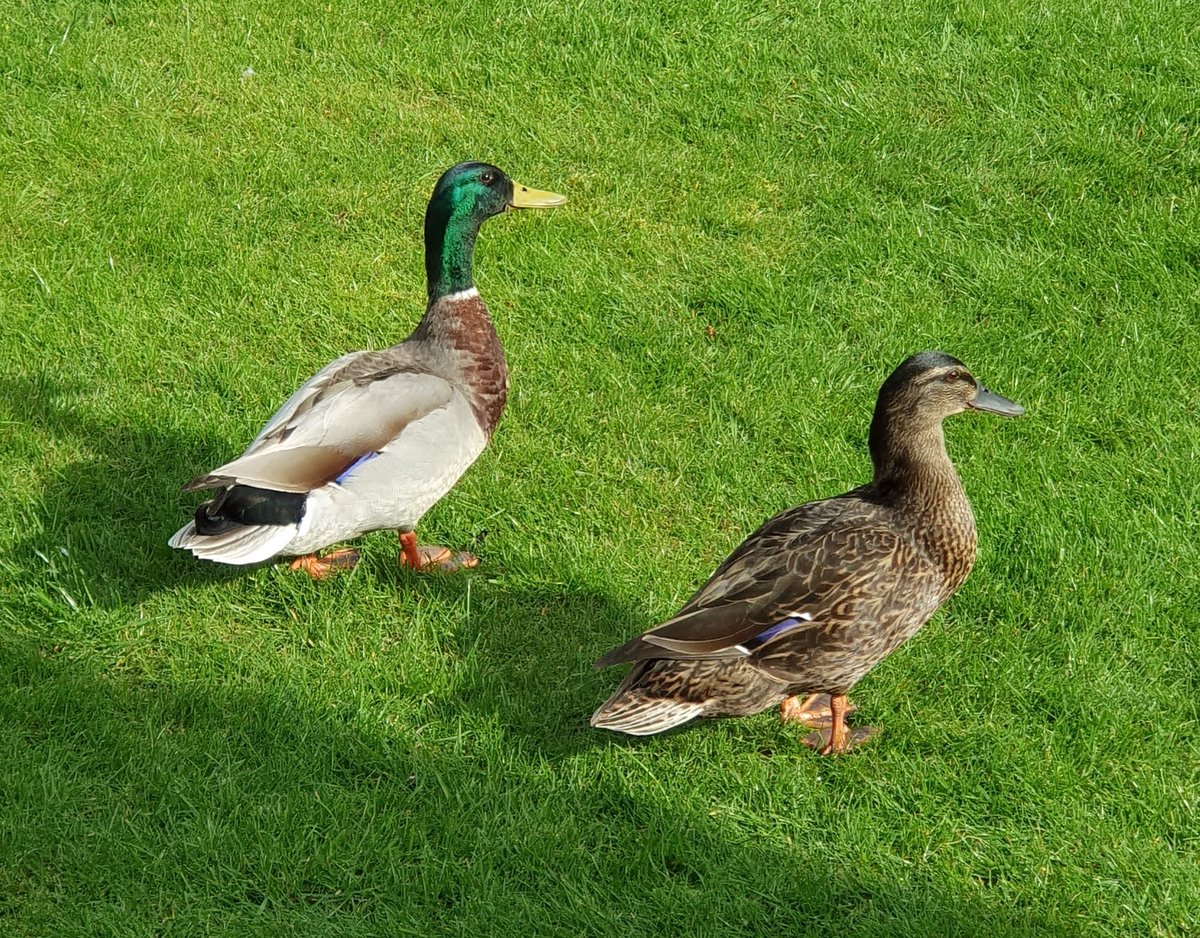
[169,162,565,577]
[591,351,1023,754]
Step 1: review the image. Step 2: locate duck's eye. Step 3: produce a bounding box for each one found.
[944,371,962,383]
[480,171,496,186]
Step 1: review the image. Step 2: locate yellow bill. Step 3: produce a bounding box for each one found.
[509,180,567,209]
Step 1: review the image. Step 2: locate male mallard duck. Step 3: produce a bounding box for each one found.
[591,351,1023,754]
[169,162,565,577]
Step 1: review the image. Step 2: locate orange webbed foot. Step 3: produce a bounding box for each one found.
[288,548,361,579]
[801,725,879,755]
[397,531,478,573]
[790,693,876,755]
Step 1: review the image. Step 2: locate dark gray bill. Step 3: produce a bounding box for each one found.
[969,382,1024,417]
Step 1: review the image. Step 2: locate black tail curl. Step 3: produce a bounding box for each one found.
[193,485,307,535]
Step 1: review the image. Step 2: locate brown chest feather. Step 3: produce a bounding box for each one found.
[421,295,509,436]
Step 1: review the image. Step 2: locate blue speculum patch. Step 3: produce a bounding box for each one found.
[334,451,380,484]
[741,616,806,651]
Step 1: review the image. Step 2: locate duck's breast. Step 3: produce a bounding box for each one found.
[429,294,509,437]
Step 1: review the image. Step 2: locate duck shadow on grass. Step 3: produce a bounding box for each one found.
[389,575,650,761]
[0,636,1084,937]
[0,369,628,746]
[0,369,660,757]
[0,372,1104,933]
[0,370,248,606]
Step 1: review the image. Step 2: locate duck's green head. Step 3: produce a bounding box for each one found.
[430,161,567,218]
[425,161,566,301]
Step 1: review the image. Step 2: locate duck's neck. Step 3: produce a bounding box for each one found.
[869,421,957,494]
[867,417,977,592]
[425,198,484,303]
[415,286,495,342]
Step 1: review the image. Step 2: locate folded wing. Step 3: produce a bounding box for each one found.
[596,510,942,678]
[184,351,456,494]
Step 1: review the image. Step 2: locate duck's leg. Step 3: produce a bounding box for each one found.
[779,693,858,729]
[823,694,851,755]
[398,531,478,573]
[796,693,879,755]
[289,548,361,579]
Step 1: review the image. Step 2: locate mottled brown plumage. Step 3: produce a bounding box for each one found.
[591,351,1023,753]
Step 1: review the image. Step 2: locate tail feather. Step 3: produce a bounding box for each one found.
[168,519,298,565]
[592,655,789,736]
[590,660,709,736]
[590,695,705,735]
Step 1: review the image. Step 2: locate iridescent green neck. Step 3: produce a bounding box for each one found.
[425,194,483,303]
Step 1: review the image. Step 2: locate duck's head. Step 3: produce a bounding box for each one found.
[428,161,567,223]
[877,351,1025,423]
[424,162,565,302]
[868,351,1023,476]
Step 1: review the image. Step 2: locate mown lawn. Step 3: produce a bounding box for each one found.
[1,0,1198,934]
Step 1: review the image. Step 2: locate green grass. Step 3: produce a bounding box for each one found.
[2,0,1198,934]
